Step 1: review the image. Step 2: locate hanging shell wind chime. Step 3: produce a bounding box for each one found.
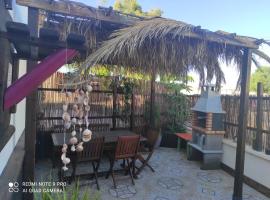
[60,83,93,171]
[61,94,72,171]
[82,84,93,142]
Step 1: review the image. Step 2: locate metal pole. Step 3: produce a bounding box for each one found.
[233,48,252,200]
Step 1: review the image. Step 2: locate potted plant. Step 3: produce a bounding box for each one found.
[144,100,162,147]
[34,180,101,200]
[160,83,190,148]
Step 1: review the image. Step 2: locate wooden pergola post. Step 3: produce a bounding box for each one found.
[23,7,38,200]
[130,90,135,131]
[112,76,118,130]
[233,48,252,200]
[253,82,263,151]
[149,72,156,129]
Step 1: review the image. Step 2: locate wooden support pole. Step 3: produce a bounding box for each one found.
[10,56,19,113]
[130,91,135,131]
[233,48,252,200]
[253,82,263,151]
[150,72,156,129]
[23,7,38,200]
[112,77,118,130]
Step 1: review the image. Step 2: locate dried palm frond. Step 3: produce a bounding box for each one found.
[80,18,264,87]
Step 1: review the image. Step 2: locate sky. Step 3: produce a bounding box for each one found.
[76,0,270,40]
[71,0,270,93]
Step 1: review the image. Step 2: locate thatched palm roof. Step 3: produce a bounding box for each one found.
[81,17,269,87]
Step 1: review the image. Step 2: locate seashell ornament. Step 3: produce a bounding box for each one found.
[79,89,85,96]
[71,117,77,125]
[62,112,71,122]
[78,95,84,105]
[66,92,72,98]
[86,84,93,92]
[70,136,78,145]
[62,165,68,171]
[61,152,66,161]
[73,104,78,111]
[61,151,70,171]
[70,136,78,152]
[62,157,70,165]
[82,129,92,142]
[62,147,67,153]
[71,130,76,137]
[74,97,79,104]
[85,105,90,112]
[71,145,76,152]
[75,89,80,95]
[76,142,84,152]
[63,104,68,112]
[64,121,71,129]
[79,110,84,119]
[83,97,89,106]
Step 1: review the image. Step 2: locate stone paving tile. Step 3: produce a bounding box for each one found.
[35,148,269,200]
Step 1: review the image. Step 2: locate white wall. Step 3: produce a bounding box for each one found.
[222,139,270,188]
[0,1,28,175]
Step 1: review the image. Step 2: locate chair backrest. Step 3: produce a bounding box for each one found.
[77,136,105,162]
[115,135,140,159]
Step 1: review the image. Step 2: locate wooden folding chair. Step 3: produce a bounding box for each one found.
[135,129,159,175]
[71,136,105,190]
[106,135,140,188]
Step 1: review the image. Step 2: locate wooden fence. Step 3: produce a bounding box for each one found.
[37,73,270,154]
[37,72,168,134]
[188,94,270,153]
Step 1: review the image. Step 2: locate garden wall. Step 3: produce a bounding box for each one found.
[222,139,270,195]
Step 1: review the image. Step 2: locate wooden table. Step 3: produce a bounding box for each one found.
[51,130,146,181]
[52,130,146,147]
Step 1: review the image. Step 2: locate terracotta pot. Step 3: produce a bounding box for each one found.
[265,148,270,155]
[147,128,161,148]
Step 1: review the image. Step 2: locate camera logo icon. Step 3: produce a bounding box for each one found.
[8,182,19,192]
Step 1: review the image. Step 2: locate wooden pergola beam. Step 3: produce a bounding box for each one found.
[16,0,139,26]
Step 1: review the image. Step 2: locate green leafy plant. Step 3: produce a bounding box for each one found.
[33,180,100,200]
[250,66,270,94]
[162,83,190,133]
[120,78,136,122]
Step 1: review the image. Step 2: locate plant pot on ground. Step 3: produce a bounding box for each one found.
[160,128,178,148]
[146,127,162,148]
[144,99,162,148]
[265,148,270,155]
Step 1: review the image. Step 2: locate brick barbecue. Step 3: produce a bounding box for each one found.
[187,85,225,169]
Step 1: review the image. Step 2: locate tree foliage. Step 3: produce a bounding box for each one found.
[89,65,150,80]
[250,66,270,94]
[113,0,163,17]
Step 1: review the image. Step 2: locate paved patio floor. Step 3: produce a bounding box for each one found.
[35,148,269,200]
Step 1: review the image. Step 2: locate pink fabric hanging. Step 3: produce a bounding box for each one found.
[4,49,78,110]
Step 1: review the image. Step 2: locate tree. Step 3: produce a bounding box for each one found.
[250,66,270,94]
[113,0,163,17]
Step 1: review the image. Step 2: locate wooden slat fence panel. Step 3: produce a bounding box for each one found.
[188,94,270,153]
[37,72,166,133]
